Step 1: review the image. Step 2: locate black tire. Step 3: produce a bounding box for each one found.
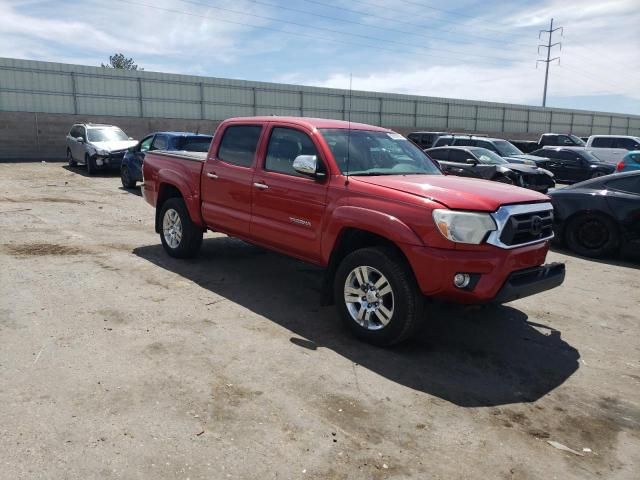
[67,149,77,167]
[86,154,96,175]
[159,198,203,258]
[121,166,136,188]
[334,247,425,346]
[565,213,619,258]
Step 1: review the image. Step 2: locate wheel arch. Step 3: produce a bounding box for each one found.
[155,183,185,233]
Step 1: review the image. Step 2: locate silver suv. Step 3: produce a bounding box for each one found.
[66,124,138,175]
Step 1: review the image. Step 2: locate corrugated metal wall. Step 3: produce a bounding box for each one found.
[1,57,639,136]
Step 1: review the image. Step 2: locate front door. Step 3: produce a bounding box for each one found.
[201,124,263,237]
[250,124,329,263]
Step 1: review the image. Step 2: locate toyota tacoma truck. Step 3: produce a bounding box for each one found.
[142,117,565,345]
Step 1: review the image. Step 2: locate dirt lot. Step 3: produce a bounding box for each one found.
[0,161,638,479]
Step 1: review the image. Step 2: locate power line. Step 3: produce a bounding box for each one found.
[300,0,534,48]
[537,18,562,107]
[236,0,530,57]
[172,0,516,63]
[113,0,514,66]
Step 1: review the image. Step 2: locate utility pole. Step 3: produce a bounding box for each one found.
[537,18,563,108]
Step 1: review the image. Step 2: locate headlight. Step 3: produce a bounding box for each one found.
[432,209,497,244]
[96,149,109,156]
[524,160,536,166]
[539,168,554,177]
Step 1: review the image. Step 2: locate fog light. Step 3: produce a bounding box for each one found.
[454,273,471,289]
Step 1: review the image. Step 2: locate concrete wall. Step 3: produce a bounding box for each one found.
[2,57,640,160]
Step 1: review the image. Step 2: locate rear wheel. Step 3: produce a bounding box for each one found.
[565,213,619,258]
[159,198,203,258]
[121,166,136,188]
[67,149,77,167]
[334,247,425,346]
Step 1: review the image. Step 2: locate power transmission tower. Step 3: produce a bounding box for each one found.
[537,18,563,107]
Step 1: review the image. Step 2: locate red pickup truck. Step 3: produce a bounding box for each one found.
[142,116,565,345]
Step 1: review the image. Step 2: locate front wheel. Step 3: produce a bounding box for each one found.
[334,247,425,346]
[86,154,96,175]
[67,149,77,167]
[159,198,203,258]
[565,213,619,258]
[121,166,136,188]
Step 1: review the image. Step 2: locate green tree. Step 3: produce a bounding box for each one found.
[101,53,141,70]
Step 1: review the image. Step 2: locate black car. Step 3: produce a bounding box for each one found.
[529,147,615,183]
[407,131,448,149]
[426,146,555,193]
[548,171,640,258]
[432,135,545,165]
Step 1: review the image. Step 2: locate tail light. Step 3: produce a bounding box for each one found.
[616,160,625,172]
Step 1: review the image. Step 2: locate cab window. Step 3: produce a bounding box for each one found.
[265,127,320,177]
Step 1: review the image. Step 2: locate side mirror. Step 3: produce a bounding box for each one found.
[466,158,479,165]
[293,155,324,179]
[76,137,84,143]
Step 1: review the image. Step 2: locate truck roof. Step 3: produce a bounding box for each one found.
[225,116,392,132]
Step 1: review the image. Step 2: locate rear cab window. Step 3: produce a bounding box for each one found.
[217,125,263,167]
[591,137,613,148]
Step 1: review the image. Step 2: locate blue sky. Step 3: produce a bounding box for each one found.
[1,0,639,114]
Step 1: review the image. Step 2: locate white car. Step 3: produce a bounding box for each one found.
[66,124,138,175]
[585,135,640,165]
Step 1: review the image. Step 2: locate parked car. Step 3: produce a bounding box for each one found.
[529,147,615,183]
[426,146,555,193]
[432,135,544,165]
[616,151,640,173]
[141,116,564,346]
[66,123,138,175]
[121,131,213,188]
[585,135,640,164]
[407,131,449,149]
[548,171,640,258]
[510,133,586,154]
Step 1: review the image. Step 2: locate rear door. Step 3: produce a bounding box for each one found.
[556,151,587,182]
[250,124,329,262]
[201,124,264,237]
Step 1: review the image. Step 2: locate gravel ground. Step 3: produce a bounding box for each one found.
[1,161,639,480]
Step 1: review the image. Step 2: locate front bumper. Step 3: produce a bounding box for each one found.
[402,241,563,304]
[492,262,565,303]
[94,152,125,168]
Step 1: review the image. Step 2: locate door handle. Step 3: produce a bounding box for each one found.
[253,182,269,190]
[206,172,219,179]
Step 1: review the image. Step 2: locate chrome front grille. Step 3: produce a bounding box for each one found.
[486,202,554,249]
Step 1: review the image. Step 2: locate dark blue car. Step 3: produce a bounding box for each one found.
[121,131,212,188]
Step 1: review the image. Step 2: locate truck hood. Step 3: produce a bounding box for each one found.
[353,175,549,211]
[90,140,138,152]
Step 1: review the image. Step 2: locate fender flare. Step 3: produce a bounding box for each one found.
[156,168,205,229]
[321,206,424,264]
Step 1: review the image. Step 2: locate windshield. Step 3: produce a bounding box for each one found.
[569,135,586,146]
[175,136,212,152]
[319,129,442,176]
[87,127,129,142]
[493,140,524,157]
[469,148,508,165]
